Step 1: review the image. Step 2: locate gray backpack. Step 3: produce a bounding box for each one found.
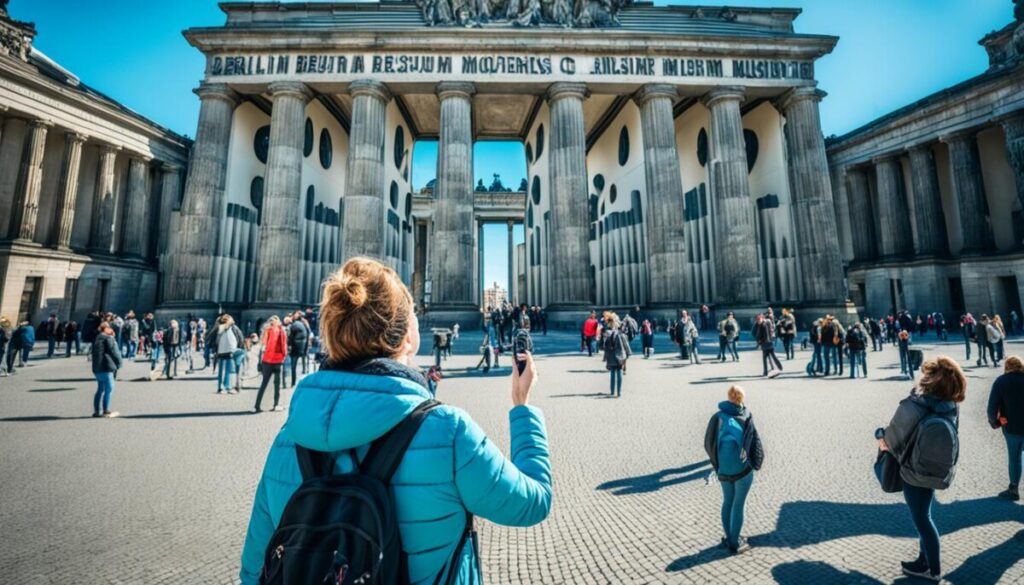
[905,413,959,490]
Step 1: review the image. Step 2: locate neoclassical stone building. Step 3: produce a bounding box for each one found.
[0,5,190,325]
[826,6,1024,321]
[164,0,847,326]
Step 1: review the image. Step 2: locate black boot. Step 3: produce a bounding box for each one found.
[998,484,1020,501]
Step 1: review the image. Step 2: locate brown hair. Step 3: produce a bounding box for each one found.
[917,356,967,403]
[1005,356,1024,375]
[319,257,412,364]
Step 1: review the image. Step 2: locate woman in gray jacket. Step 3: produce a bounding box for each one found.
[602,312,631,397]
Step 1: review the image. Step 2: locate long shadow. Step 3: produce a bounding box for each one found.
[0,415,94,422]
[436,369,508,379]
[565,369,606,374]
[29,387,77,392]
[666,498,1024,576]
[36,378,95,383]
[121,411,254,420]
[770,560,886,585]
[549,393,610,399]
[944,529,1024,585]
[598,460,711,496]
[687,375,768,385]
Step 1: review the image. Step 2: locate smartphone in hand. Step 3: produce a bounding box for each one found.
[514,330,533,375]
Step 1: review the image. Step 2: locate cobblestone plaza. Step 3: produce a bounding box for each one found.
[1,333,1021,584]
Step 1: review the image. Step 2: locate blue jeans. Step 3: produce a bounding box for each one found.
[127,340,138,358]
[812,343,823,373]
[150,345,162,370]
[218,356,235,390]
[824,345,839,374]
[849,350,866,378]
[93,372,114,414]
[903,483,940,575]
[1006,430,1024,486]
[721,472,754,549]
[609,367,622,396]
[47,337,56,358]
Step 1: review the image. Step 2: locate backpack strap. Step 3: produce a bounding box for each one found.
[296,446,338,481]
[362,399,442,484]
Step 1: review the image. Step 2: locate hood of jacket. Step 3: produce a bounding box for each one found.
[283,358,432,452]
[718,400,750,422]
[911,391,957,417]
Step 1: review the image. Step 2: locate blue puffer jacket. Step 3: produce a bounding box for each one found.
[239,359,552,584]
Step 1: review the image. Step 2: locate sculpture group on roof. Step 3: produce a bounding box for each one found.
[415,0,631,28]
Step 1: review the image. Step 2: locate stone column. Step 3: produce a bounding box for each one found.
[431,81,476,311]
[342,80,391,260]
[165,83,239,303]
[120,155,151,258]
[254,81,313,307]
[90,144,121,253]
[702,86,762,305]
[779,87,845,303]
[8,118,53,242]
[871,155,914,259]
[156,163,182,257]
[507,219,514,301]
[1001,113,1024,215]
[51,132,87,250]
[635,83,687,306]
[906,143,949,257]
[845,169,877,262]
[942,130,991,254]
[546,82,592,309]
[829,165,854,261]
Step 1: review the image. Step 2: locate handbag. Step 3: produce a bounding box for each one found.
[874,449,904,493]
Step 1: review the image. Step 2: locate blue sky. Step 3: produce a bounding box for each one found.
[12,0,1015,290]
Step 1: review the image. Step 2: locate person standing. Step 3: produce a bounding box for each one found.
[879,357,965,582]
[704,385,764,555]
[44,313,60,358]
[139,312,155,357]
[602,313,630,397]
[12,320,34,367]
[989,315,1006,366]
[778,309,797,360]
[161,320,181,380]
[238,257,552,585]
[960,313,975,362]
[287,311,310,386]
[977,315,991,367]
[755,314,781,378]
[123,311,139,359]
[898,330,913,380]
[988,356,1024,501]
[63,319,79,357]
[1011,310,1021,337]
[640,319,654,359]
[254,316,288,413]
[846,322,868,379]
[0,316,11,376]
[717,316,731,362]
[582,311,600,357]
[213,314,244,394]
[90,322,123,418]
[869,318,883,352]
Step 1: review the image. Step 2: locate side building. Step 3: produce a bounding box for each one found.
[0,6,191,326]
[826,6,1024,321]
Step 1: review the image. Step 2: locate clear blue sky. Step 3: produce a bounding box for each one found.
[13,0,1015,290]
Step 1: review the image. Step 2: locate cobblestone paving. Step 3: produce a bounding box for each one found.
[1,331,1022,584]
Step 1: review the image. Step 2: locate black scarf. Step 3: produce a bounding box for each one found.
[322,356,428,390]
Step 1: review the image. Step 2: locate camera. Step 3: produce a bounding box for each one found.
[513,329,533,375]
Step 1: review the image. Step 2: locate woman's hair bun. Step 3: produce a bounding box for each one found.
[339,273,368,309]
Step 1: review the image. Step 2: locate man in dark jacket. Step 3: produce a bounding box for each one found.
[91,323,122,417]
[288,311,311,387]
[755,314,781,378]
[63,320,79,357]
[988,356,1024,501]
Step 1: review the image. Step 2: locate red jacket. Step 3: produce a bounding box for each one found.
[262,326,287,365]
[582,318,600,337]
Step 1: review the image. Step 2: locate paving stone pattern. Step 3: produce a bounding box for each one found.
[1,331,1022,584]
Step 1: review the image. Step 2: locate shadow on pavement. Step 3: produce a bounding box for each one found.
[944,529,1024,585]
[770,560,885,584]
[597,460,712,496]
[121,411,255,420]
[549,392,612,399]
[29,387,77,392]
[0,415,95,422]
[667,498,1024,579]
[35,378,95,383]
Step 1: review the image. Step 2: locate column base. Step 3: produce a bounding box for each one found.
[155,301,225,324]
[419,305,483,330]
[242,303,306,330]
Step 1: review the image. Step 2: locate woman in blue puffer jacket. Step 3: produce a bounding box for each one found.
[240,257,552,585]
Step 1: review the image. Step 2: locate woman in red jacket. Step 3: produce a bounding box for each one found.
[255,316,288,413]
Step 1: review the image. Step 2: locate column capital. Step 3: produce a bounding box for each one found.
[160,162,183,173]
[905,141,935,155]
[777,86,826,111]
[546,82,589,103]
[870,153,901,166]
[193,82,240,106]
[268,80,313,103]
[348,79,392,103]
[97,143,122,156]
[436,81,476,100]
[633,83,678,106]
[26,118,55,130]
[938,127,978,144]
[701,85,746,108]
[128,152,154,165]
[64,131,88,144]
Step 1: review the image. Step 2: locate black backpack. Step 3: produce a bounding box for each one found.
[261,399,455,585]
[905,412,959,490]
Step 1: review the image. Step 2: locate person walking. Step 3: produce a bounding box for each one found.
[989,315,1006,366]
[90,322,123,418]
[869,318,883,352]
[44,313,60,358]
[602,313,631,397]
[11,320,34,368]
[704,385,764,555]
[238,257,552,585]
[582,311,600,357]
[988,356,1024,501]
[878,356,965,582]
[212,314,244,394]
[960,313,975,362]
[755,314,781,378]
[161,320,182,380]
[684,313,701,364]
[846,322,868,379]
[640,318,654,359]
[976,315,991,367]
[254,316,288,413]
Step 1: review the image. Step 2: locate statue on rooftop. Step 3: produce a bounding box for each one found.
[415,0,629,28]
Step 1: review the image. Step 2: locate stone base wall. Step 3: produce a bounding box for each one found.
[849,254,1024,320]
[0,245,158,325]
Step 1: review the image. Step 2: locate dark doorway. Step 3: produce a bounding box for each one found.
[17,276,42,324]
[889,278,904,314]
[949,277,965,316]
[999,276,1021,317]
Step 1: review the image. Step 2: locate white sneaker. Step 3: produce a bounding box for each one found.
[271,405,284,412]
